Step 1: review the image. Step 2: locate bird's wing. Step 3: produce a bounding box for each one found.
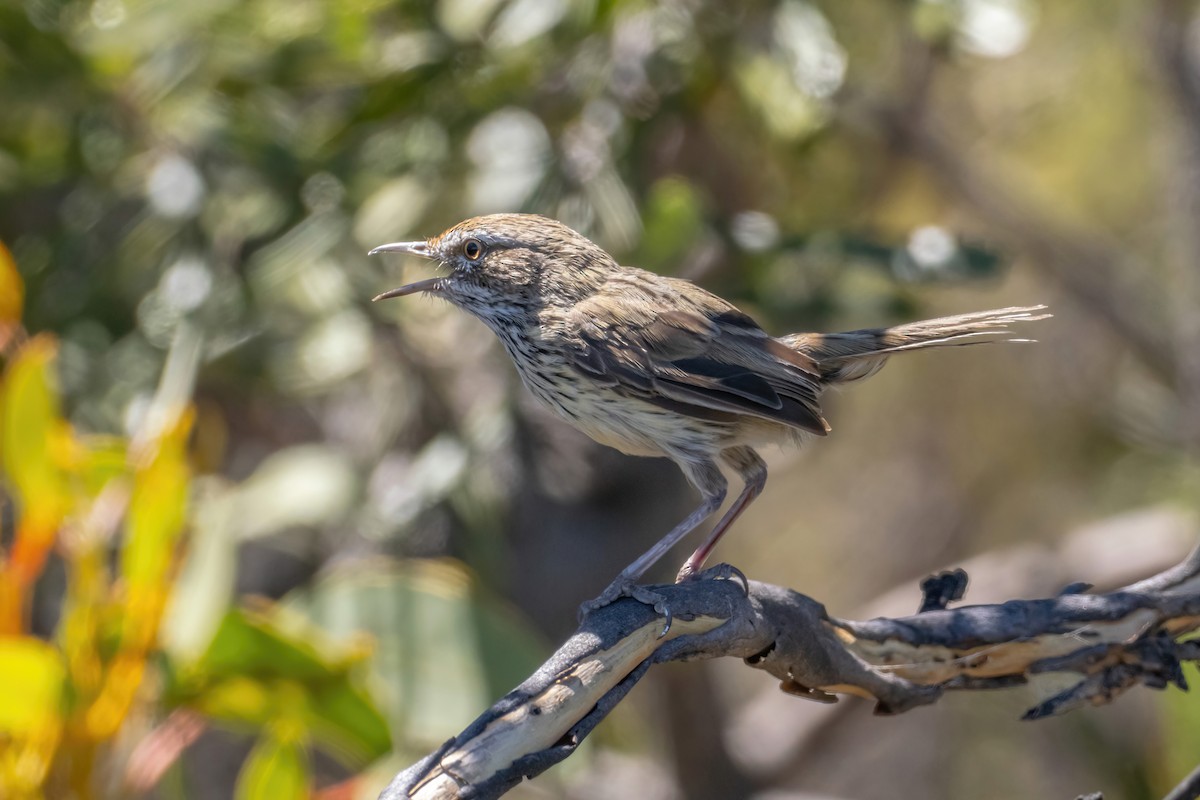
[564,273,829,435]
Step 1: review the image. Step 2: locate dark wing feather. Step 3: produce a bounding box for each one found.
[564,273,829,435]
[663,358,782,408]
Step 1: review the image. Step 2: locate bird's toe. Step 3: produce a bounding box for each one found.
[677,562,750,596]
[578,578,675,637]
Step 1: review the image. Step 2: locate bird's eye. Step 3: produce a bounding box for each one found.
[462,239,484,261]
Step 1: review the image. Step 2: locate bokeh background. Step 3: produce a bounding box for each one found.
[3,0,1200,798]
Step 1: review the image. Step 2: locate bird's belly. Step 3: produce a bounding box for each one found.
[563,399,680,457]
[515,361,722,458]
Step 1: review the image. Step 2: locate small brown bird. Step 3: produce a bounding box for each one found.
[372,214,1047,617]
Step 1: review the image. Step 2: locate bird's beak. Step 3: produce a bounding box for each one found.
[369,240,442,302]
[372,278,444,301]
[369,240,432,257]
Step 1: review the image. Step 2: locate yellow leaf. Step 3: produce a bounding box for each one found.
[235,733,310,800]
[0,637,65,797]
[0,638,65,732]
[59,544,106,709]
[0,337,69,626]
[80,410,193,738]
[121,408,193,647]
[76,435,132,496]
[0,240,22,328]
[84,652,148,740]
[192,676,275,726]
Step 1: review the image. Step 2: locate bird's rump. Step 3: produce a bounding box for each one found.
[562,273,830,435]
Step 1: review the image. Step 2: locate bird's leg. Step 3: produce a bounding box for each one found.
[579,460,726,625]
[578,492,725,621]
[676,447,767,583]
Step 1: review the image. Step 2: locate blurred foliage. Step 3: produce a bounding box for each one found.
[2,0,1200,797]
[1153,661,1200,799]
[0,262,392,798]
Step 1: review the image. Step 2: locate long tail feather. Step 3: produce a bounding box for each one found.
[782,305,1051,384]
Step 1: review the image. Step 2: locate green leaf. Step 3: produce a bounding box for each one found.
[234,731,310,800]
[1158,660,1200,793]
[195,608,340,682]
[190,675,277,729]
[638,177,706,272]
[306,675,393,767]
[289,559,546,747]
[173,606,392,767]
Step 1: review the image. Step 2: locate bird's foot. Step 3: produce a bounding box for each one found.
[675,561,750,596]
[578,577,674,638]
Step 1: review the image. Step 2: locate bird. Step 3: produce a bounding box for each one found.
[371,213,1048,619]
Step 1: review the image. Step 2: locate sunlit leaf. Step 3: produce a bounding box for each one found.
[194,608,342,682]
[0,240,22,330]
[1158,662,1200,794]
[85,408,193,739]
[306,676,392,767]
[0,637,65,733]
[58,543,107,727]
[161,477,237,662]
[75,435,132,497]
[0,335,67,524]
[227,445,357,541]
[171,606,391,766]
[0,637,65,797]
[0,336,69,597]
[84,652,147,740]
[234,731,310,800]
[292,559,544,746]
[191,675,279,728]
[121,407,193,644]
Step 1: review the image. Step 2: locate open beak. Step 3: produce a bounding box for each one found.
[372,278,443,301]
[369,240,442,302]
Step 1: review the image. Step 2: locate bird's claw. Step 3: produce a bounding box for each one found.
[578,563,749,639]
[676,562,750,596]
[578,578,675,638]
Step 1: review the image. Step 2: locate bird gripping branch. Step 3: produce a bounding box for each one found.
[372,213,1048,620]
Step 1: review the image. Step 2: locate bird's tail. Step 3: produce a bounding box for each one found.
[782,305,1051,385]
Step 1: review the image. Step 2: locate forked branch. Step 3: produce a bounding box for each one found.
[380,545,1200,800]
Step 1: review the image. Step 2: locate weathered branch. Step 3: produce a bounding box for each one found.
[380,544,1200,800]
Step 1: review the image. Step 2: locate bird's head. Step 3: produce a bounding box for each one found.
[370,214,617,325]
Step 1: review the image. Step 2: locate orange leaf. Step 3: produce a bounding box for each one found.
[84,652,147,740]
[0,240,23,328]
